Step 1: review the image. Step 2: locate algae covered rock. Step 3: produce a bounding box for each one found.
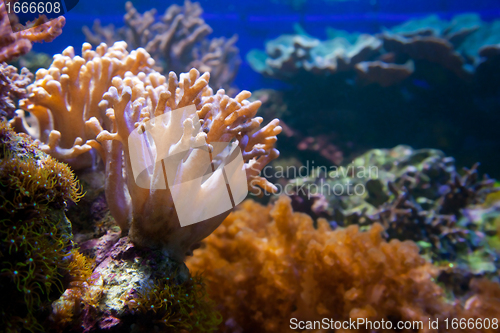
[0,121,83,332]
[53,234,221,332]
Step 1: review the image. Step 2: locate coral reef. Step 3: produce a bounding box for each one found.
[390,14,499,66]
[248,18,500,178]
[247,30,383,82]
[187,196,500,332]
[2,3,498,332]
[248,15,500,87]
[17,41,281,260]
[83,1,240,90]
[0,1,65,62]
[0,62,32,119]
[0,121,85,332]
[378,14,482,81]
[288,145,499,266]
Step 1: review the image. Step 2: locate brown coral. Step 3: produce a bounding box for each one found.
[187,196,500,332]
[248,16,493,87]
[355,60,414,87]
[381,33,472,80]
[0,1,65,62]
[83,1,240,90]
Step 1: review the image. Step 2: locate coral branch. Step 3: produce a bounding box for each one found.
[83,1,240,89]
[0,62,32,119]
[18,42,155,169]
[0,1,65,62]
[92,67,280,259]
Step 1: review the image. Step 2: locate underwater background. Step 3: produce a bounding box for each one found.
[1,0,500,331]
[37,0,500,176]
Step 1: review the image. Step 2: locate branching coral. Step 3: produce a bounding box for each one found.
[0,1,65,62]
[19,41,281,260]
[187,196,500,332]
[374,184,475,262]
[0,62,32,119]
[16,41,155,170]
[87,66,281,259]
[289,145,499,264]
[83,1,240,89]
[0,121,84,332]
[358,151,498,264]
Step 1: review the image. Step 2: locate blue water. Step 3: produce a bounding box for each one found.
[23,0,500,176]
[32,0,500,91]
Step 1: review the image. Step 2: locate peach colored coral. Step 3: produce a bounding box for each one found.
[18,42,154,169]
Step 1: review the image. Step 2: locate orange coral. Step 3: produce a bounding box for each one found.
[187,196,500,332]
[0,1,65,62]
